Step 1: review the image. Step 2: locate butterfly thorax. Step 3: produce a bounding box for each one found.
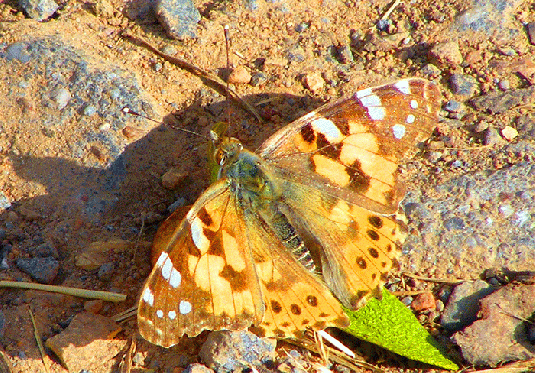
[216,137,280,207]
[216,137,318,273]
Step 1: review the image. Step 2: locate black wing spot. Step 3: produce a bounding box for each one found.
[368,215,383,228]
[368,247,379,258]
[290,304,302,315]
[300,123,316,143]
[306,295,318,307]
[367,230,380,241]
[271,300,282,313]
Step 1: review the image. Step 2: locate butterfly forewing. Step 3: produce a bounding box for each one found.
[137,181,263,347]
[260,78,440,214]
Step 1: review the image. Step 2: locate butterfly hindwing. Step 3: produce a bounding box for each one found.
[280,181,404,309]
[241,204,350,338]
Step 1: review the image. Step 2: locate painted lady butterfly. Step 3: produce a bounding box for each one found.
[137,78,441,347]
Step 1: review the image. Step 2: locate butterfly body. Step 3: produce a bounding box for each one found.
[137,78,441,347]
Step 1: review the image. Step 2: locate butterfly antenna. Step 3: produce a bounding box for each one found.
[224,24,232,134]
[122,107,208,140]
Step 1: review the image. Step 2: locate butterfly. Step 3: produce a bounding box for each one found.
[137,77,441,347]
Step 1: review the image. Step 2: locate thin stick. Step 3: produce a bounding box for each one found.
[28,306,50,373]
[379,0,401,21]
[316,330,355,359]
[0,281,126,302]
[121,31,263,123]
[224,24,232,128]
[401,272,464,284]
[114,306,137,322]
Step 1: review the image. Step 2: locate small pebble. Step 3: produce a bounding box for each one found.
[83,105,97,116]
[250,72,267,87]
[411,292,436,312]
[50,87,71,110]
[303,72,324,92]
[376,19,391,32]
[161,167,186,189]
[498,79,510,91]
[97,262,115,282]
[444,100,462,113]
[501,126,518,141]
[295,22,309,33]
[429,41,463,67]
[421,63,441,76]
[227,65,252,84]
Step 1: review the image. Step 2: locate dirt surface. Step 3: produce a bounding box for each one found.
[1,0,535,371]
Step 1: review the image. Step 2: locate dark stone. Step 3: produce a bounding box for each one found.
[16,257,60,284]
[449,74,478,96]
[441,280,494,331]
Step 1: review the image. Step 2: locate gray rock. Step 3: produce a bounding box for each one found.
[402,161,535,279]
[16,257,60,284]
[451,0,523,39]
[527,22,535,45]
[443,100,462,113]
[440,280,495,331]
[470,86,535,114]
[97,262,115,282]
[156,0,201,39]
[449,74,478,96]
[18,0,58,21]
[31,243,59,258]
[183,363,215,373]
[2,42,32,63]
[199,330,276,373]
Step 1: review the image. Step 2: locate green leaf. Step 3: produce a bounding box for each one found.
[343,288,459,370]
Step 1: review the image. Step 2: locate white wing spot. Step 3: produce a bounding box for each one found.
[354,91,385,120]
[355,87,373,98]
[190,217,209,253]
[169,267,182,288]
[410,99,418,109]
[168,310,177,320]
[142,288,155,306]
[406,114,416,124]
[179,300,192,314]
[394,79,411,95]
[392,124,406,139]
[156,310,164,318]
[358,93,382,108]
[161,258,173,280]
[367,106,386,121]
[155,251,168,267]
[311,118,343,141]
